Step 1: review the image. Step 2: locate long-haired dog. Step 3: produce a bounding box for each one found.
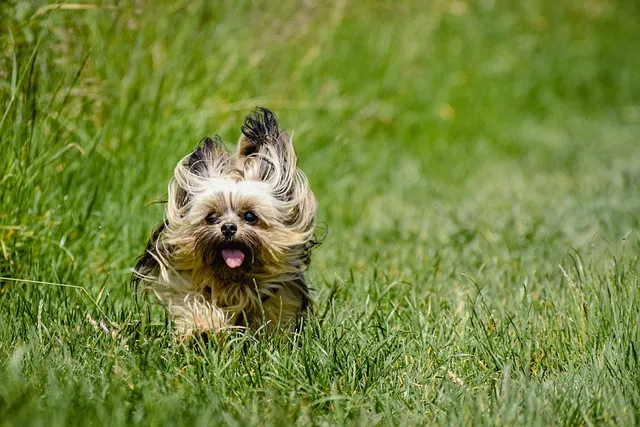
[132,108,318,337]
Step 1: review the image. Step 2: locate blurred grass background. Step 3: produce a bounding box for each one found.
[1,0,640,425]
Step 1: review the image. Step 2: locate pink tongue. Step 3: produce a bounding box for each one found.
[221,249,245,268]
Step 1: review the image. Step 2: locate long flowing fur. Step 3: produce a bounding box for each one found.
[132,108,318,336]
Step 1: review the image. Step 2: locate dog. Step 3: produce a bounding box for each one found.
[132,108,319,337]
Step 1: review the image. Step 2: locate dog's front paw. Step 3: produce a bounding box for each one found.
[170,297,230,339]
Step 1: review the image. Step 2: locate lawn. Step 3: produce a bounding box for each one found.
[1,0,640,425]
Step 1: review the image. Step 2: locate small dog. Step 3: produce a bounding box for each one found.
[132,108,318,336]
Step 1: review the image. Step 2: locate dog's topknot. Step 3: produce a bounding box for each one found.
[239,107,283,156]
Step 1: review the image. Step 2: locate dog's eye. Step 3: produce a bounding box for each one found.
[243,211,258,224]
[205,213,219,224]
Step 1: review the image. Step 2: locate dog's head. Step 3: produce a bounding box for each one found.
[156,108,317,284]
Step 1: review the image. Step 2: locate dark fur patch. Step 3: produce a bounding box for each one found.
[239,107,282,155]
[296,276,312,313]
[302,222,327,267]
[131,221,168,290]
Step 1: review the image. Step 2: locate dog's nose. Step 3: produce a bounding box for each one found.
[221,222,237,238]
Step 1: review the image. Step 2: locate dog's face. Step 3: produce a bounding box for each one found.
[185,179,291,278]
[153,108,317,287]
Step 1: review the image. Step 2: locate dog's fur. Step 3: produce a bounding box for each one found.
[132,108,318,336]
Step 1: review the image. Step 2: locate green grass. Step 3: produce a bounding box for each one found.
[2,0,640,425]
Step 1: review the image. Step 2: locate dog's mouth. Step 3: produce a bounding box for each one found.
[217,243,250,269]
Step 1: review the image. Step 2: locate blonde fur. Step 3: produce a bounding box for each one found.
[133,108,318,336]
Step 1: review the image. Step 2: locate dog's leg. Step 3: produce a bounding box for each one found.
[169,293,228,336]
[260,285,309,331]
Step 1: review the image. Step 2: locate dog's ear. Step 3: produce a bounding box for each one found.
[238,108,316,231]
[237,108,284,156]
[237,108,297,198]
[171,136,229,211]
[186,135,228,178]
